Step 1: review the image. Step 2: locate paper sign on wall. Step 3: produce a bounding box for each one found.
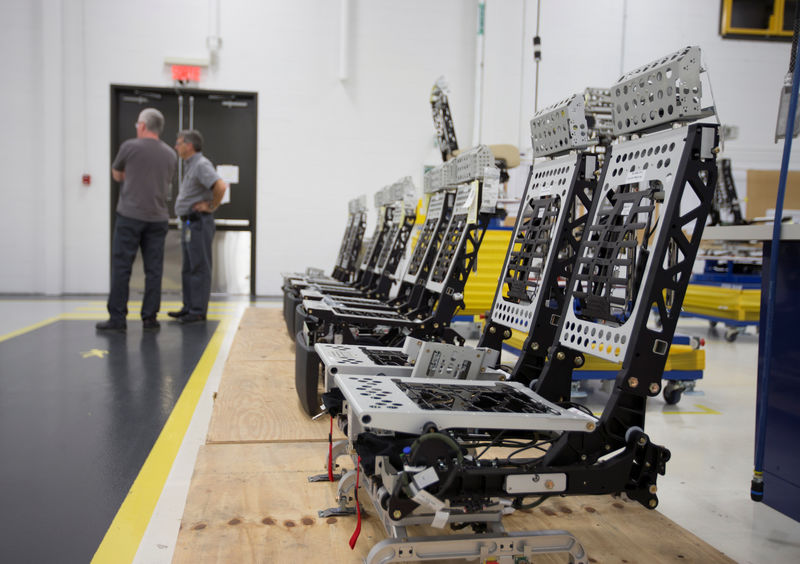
[216,164,239,206]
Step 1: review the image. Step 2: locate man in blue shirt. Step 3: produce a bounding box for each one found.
[170,130,228,324]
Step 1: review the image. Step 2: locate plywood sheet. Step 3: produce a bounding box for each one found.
[226,326,295,362]
[236,307,285,329]
[745,169,800,220]
[207,360,340,443]
[173,442,734,564]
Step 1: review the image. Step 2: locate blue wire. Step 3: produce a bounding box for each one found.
[753,39,800,478]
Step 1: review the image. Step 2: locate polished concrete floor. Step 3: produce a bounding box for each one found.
[0,297,798,564]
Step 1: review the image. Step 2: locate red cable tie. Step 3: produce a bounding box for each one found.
[348,455,362,549]
[328,415,334,482]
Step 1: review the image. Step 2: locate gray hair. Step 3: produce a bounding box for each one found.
[138,108,165,135]
[178,129,204,152]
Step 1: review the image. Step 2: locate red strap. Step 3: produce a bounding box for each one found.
[348,455,362,549]
[328,416,334,482]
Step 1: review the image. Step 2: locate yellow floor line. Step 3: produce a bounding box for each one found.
[91,317,229,564]
[662,403,721,415]
[0,315,62,343]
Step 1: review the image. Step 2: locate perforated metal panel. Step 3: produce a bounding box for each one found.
[558,126,690,362]
[530,94,590,158]
[489,153,580,333]
[336,375,596,435]
[454,145,495,183]
[424,166,446,193]
[611,46,704,135]
[402,191,447,283]
[426,184,475,293]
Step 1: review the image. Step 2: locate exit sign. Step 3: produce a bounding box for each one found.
[172,65,200,82]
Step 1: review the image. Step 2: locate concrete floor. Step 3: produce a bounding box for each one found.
[1,297,798,563]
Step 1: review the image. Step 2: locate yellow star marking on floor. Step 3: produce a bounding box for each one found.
[81,349,109,359]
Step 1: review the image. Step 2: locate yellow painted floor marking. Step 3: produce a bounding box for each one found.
[81,349,109,359]
[91,316,230,564]
[590,403,721,418]
[663,403,721,415]
[0,315,61,344]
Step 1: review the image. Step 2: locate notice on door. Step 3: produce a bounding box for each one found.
[217,164,239,205]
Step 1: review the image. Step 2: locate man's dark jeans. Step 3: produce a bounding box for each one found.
[180,212,215,316]
[108,214,169,323]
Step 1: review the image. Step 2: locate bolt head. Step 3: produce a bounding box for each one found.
[574,356,584,366]
[530,342,540,351]
[556,351,566,361]
[649,382,660,394]
[392,510,402,519]
[489,326,496,334]
[628,376,639,388]
[545,480,555,490]
[648,498,657,508]
[649,485,658,494]
[586,422,596,431]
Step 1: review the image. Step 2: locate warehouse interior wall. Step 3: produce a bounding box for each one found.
[0,0,795,296]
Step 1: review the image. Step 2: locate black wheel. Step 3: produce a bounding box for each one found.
[724,327,738,342]
[663,385,683,405]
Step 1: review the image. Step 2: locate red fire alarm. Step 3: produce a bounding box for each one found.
[82,174,91,186]
[172,65,201,82]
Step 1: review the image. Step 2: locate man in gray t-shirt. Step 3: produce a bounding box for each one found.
[169,129,227,324]
[97,107,177,332]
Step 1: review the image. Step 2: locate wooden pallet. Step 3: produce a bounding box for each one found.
[174,307,735,563]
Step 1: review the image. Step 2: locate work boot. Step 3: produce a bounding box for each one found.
[177,314,206,325]
[96,319,126,332]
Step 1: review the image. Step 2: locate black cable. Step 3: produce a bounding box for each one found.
[514,494,552,510]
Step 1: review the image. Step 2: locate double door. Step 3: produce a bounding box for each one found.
[110,85,258,295]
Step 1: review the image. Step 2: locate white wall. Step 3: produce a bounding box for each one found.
[1,0,796,295]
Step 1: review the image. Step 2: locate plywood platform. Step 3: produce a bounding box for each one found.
[174,307,735,563]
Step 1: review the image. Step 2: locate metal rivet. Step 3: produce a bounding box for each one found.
[489,327,496,334]
[545,480,555,490]
[556,352,566,361]
[649,485,658,494]
[648,499,657,508]
[586,422,595,431]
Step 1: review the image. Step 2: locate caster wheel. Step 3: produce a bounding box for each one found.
[724,327,738,342]
[663,385,683,405]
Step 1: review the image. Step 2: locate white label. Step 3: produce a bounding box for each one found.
[626,169,646,184]
[462,185,476,210]
[412,467,440,490]
[622,202,633,216]
[411,487,446,511]
[217,164,239,183]
[431,510,449,528]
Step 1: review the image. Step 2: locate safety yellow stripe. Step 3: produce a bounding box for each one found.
[91,317,229,564]
[0,315,62,343]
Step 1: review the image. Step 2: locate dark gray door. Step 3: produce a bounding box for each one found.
[110,86,258,296]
